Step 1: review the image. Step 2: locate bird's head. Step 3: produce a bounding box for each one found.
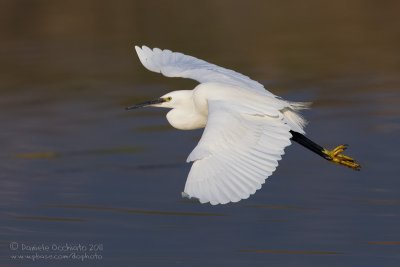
[126,90,192,110]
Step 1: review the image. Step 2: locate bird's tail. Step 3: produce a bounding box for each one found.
[282,101,312,134]
[289,101,312,110]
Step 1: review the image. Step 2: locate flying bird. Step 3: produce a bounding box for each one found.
[127,45,361,205]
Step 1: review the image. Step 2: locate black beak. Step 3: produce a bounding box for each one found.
[125,98,167,110]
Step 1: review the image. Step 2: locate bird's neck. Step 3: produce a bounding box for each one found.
[166,105,206,130]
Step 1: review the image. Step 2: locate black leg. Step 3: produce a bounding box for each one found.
[289,130,361,170]
[290,130,331,161]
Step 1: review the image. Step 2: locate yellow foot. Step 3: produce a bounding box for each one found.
[323,145,361,171]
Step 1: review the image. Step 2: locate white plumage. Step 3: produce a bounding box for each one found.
[133,45,310,205]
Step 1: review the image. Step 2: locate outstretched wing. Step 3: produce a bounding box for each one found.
[184,100,292,205]
[135,45,274,95]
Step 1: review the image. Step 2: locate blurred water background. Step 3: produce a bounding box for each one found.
[0,0,399,266]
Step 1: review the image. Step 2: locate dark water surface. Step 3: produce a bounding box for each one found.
[1,1,400,266]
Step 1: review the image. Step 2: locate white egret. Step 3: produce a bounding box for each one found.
[127,45,360,205]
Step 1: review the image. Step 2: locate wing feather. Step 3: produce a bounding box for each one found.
[184,100,292,205]
[135,45,275,95]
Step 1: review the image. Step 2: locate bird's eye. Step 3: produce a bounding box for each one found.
[166,97,172,101]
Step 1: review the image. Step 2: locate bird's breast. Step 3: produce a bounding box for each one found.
[166,107,207,130]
